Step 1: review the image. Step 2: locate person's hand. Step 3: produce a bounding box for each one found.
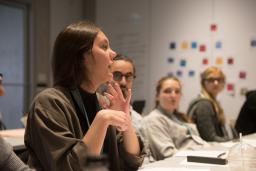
[94,109,129,131]
[103,82,131,114]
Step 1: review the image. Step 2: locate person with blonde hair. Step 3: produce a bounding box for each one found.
[141,76,207,161]
[187,66,237,142]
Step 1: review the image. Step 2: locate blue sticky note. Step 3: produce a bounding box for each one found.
[170,42,176,49]
[176,70,183,77]
[180,59,186,67]
[251,40,256,47]
[216,41,222,49]
[191,41,197,49]
[167,57,175,63]
[188,70,195,77]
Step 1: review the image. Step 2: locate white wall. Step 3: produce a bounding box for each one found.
[96,0,256,120]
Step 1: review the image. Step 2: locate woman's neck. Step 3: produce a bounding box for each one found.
[80,81,98,93]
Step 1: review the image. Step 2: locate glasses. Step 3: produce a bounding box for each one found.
[205,77,224,83]
[113,71,135,82]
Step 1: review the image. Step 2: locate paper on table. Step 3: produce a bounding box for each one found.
[140,167,210,171]
[174,150,227,158]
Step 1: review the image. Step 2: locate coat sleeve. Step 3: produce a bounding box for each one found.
[117,131,145,171]
[25,91,88,171]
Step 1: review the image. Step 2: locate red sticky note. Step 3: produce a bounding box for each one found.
[202,58,208,65]
[239,71,246,79]
[227,83,234,91]
[227,57,234,65]
[199,45,206,52]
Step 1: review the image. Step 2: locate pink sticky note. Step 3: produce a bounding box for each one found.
[227,83,234,91]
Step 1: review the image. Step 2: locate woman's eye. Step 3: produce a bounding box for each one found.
[101,44,108,50]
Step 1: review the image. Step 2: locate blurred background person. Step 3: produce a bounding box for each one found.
[235,90,256,135]
[111,54,143,135]
[141,76,207,161]
[187,66,237,142]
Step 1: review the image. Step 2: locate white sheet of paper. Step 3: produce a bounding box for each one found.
[174,150,227,158]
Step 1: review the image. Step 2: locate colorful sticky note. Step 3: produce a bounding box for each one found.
[176,70,183,77]
[251,40,256,47]
[227,57,234,65]
[239,71,246,79]
[227,83,234,91]
[167,57,175,64]
[210,24,217,32]
[215,57,223,65]
[180,59,186,67]
[215,41,222,49]
[191,41,197,49]
[202,58,208,65]
[170,42,176,49]
[181,41,188,49]
[199,45,206,52]
[188,70,195,77]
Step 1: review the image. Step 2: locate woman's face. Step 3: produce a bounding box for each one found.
[84,31,116,86]
[157,79,181,113]
[203,72,225,97]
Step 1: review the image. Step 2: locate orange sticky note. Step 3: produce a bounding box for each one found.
[215,57,223,65]
[181,41,188,49]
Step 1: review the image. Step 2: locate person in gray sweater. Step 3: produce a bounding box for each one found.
[141,76,208,161]
[0,73,34,171]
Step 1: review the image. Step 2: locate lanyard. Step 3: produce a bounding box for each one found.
[70,88,90,128]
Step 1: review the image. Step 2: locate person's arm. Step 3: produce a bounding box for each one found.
[194,100,230,142]
[0,137,34,171]
[142,116,177,160]
[104,83,141,155]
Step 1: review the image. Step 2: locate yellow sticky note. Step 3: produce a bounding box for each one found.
[215,56,223,65]
[181,41,188,49]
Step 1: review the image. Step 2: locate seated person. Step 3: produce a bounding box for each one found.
[141,76,208,161]
[187,66,237,142]
[0,73,6,130]
[25,21,144,171]
[0,73,34,171]
[235,90,256,135]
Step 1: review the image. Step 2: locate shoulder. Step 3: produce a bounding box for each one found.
[143,109,172,126]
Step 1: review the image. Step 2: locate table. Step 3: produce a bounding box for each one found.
[139,134,256,171]
[0,128,25,151]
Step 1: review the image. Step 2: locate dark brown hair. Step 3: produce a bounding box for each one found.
[52,21,100,88]
[113,53,136,76]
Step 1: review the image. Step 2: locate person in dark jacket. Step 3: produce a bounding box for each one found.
[235,90,256,135]
[25,21,144,171]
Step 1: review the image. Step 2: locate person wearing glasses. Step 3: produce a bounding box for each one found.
[25,21,144,171]
[111,54,142,136]
[187,66,237,142]
[0,73,34,171]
